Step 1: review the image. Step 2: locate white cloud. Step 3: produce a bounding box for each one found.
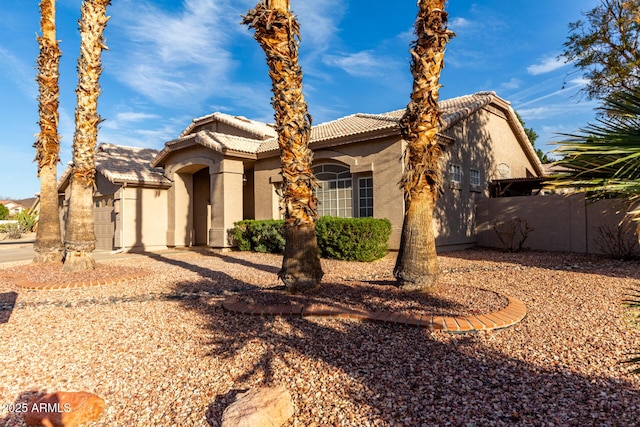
[106,0,239,106]
[0,47,37,98]
[295,0,346,52]
[500,77,522,90]
[449,17,473,30]
[527,55,568,75]
[322,51,396,77]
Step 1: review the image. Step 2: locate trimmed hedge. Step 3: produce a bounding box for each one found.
[231,219,285,253]
[231,216,392,262]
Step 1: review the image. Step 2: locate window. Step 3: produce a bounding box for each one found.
[358,177,373,217]
[449,164,461,184]
[313,163,353,218]
[470,169,481,186]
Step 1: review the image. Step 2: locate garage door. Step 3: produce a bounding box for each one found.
[94,196,115,250]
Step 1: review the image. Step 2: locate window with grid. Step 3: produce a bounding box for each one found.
[470,168,481,186]
[449,164,462,183]
[313,163,353,218]
[358,177,373,217]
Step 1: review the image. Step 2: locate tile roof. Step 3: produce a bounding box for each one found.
[94,91,503,185]
[180,112,277,140]
[195,131,264,154]
[256,91,496,153]
[60,143,172,187]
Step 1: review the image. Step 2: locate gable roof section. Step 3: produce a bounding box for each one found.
[149,91,543,176]
[58,143,171,190]
[256,91,496,154]
[180,112,277,140]
[152,130,264,167]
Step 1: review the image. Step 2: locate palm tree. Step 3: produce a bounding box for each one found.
[551,88,640,225]
[63,0,111,272]
[393,0,454,291]
[243,0,324,293]
[33,0,64,264]
[552,87,640,374]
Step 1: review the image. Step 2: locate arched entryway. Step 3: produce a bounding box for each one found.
[169,162,213,247]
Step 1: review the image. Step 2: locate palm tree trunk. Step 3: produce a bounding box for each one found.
[33,0,64,264]
[393,0,454,291]
[63,0,110,272]
[243,0,324,293]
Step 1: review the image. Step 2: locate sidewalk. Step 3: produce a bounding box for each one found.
[0,233,146,267]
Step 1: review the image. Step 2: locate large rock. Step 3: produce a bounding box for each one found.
[24,391,105,427]
[221,386,294,427]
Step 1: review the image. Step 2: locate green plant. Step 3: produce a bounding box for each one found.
[231,220,286,253]
[315,216,392,262]
[15,210,37,233]
[231,217,392,262]
[0,204,8,220]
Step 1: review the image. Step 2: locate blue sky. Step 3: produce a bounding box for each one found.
[1,0,599,199]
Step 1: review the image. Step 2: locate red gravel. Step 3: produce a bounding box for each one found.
[0,248,638,426]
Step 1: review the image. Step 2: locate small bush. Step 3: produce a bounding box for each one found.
[232,217,392,262]
[15,211,37,233]
[0,204,8,220]
[231,219,285,253]
[315,216,392,262]
[593,223,640,260]
[493,218,534,252]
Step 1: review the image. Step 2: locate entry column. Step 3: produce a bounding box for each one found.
[209,159,244,248]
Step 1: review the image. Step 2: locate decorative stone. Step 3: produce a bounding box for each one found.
[221,386,294,427]
[24,391,105,427]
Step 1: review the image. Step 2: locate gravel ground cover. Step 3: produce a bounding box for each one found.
[0,248,639,426]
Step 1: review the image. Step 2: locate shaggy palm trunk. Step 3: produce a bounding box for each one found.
[243,0,324,293]
[63,0,110,272]
[393,0,454,291]
[33,0,64,264]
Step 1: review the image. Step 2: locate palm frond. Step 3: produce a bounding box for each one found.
[550,88,640,223]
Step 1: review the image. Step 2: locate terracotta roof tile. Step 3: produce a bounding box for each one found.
[180,112,277,140]
[256,91,495,153]
[196,131,264,154]
[95,143,171,186]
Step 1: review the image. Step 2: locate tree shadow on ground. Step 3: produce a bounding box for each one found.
[443,247,640,280]
[0,390,45,426]
[0,291,17,324]
[160,252,640,425]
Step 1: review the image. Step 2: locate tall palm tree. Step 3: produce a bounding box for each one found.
[243,0,324,293]
[393,0,454,291]
[33,0,64,264]
[63,0,110,272]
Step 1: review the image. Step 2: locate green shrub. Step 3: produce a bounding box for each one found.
[231,219,285,253]
[15,210,36,232]
[232,217,392,262]
[315,216,391,262]
[0,204,8,220]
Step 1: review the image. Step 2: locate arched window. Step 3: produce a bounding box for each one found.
[312,163,353,217]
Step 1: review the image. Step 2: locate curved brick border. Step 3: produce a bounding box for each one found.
[13,270,150,291]
[222,294,527,333]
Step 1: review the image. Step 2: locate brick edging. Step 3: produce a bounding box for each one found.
[222,294,527,333]
[14,271,150,291]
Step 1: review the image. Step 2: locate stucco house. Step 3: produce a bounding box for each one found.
[0,201,27,216]
[57,91,544,252]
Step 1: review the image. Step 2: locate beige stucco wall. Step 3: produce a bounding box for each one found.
[477,193,639,255]
[114,185,168,251]
[255,135,406,248]
[251,105,542,252]
[433,105,541,251]
[160,144,246,248]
